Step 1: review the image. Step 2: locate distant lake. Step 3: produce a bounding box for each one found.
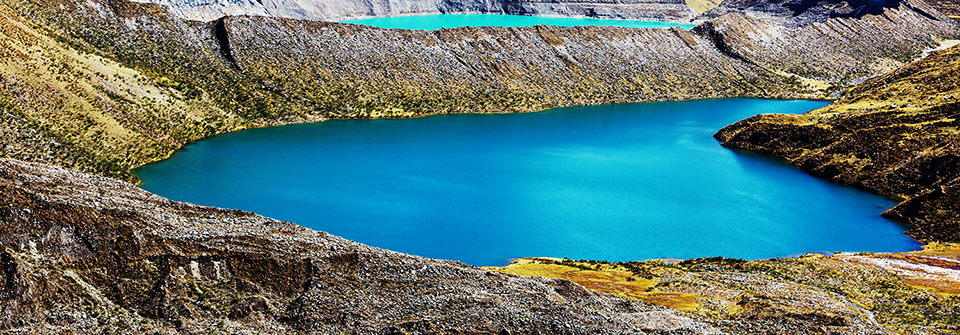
[340,14,697,30]
[135,99,921,266]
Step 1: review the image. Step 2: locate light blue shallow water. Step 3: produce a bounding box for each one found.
[340,14,697,30]
[135,99,921,266]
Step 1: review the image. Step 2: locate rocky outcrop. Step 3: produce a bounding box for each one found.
[699,0,947,27]
[693,0,957,85]
[0,157,723,333]
[129,0,700,23]
[715,44,960,242]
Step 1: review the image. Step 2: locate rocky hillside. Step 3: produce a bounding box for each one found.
[223,15,791,118]
[699,0,946,26]
[489,253,960,333]
[716,44,960,242]
[2,0,955,183]
[130,0,701,23]
[4,157,959,334]
[0,158,726,334]
[695,0,956,84]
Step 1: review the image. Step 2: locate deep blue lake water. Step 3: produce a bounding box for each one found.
[135,99,921,266]
[340,14,697,30]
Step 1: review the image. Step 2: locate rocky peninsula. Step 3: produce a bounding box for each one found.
[716,43,960,243]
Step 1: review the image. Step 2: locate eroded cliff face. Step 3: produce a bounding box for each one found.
[128,0,701,23]
[716,44,960,242]
[0,158,722,334]
[222,16,794,119]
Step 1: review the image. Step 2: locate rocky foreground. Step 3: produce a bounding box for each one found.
[0,158,723,334]
[716,44,960,243]
[3,157,959,334]
[489,251,960,334]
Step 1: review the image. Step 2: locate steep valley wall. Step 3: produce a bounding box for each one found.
[2,0,955,181]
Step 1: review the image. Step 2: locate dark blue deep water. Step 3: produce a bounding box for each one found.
[135,99,921,266]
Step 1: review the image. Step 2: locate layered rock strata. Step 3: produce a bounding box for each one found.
[716,44,960,242]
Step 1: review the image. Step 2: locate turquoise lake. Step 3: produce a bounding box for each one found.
[135,99,922,266]
[340,14,697,30]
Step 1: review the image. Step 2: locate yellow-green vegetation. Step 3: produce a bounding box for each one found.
[490,252,960,332]
[486,258,701,312]
[861,243,960,296]
[685,0,723,13]
[0,1,242,181]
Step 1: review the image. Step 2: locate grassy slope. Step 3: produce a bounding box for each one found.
[0,1,242,180]
[686,0,723,13]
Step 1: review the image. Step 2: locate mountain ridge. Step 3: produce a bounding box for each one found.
[3,0,955,182]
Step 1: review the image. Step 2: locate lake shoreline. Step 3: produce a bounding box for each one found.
[135,98,920,266]
[334,12,703,26]
[338,13,699,29]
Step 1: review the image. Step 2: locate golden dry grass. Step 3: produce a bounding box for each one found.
[685,0,723,13]
[487,258,701,311]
